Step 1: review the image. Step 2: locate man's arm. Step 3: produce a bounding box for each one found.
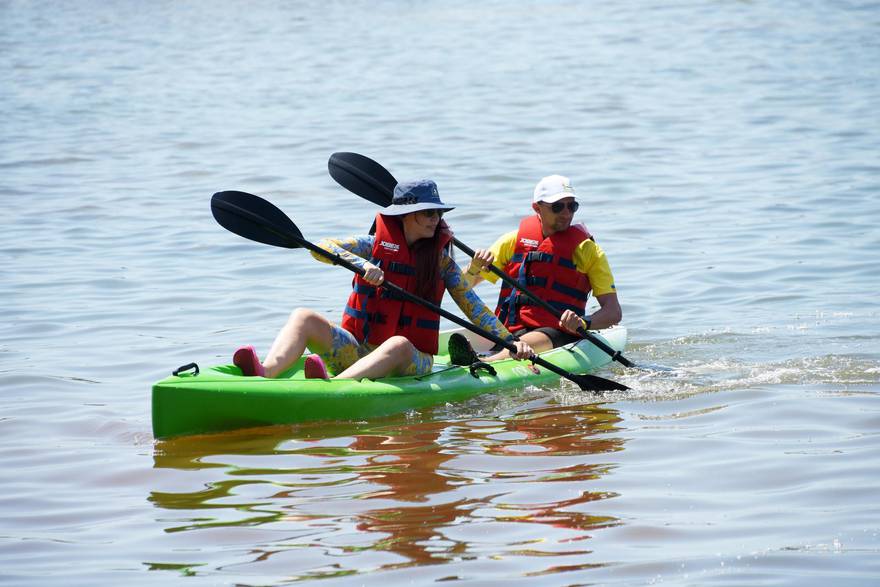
[559,293,622,333]
[563,237,622,331]
[589,292,622,329]
[463,230,518,287]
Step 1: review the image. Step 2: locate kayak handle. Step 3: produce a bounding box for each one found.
[172,362,200,377]
[469,361,497,378]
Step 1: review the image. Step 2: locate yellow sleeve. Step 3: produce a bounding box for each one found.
[481,230,519,284]
[572,239,617,297]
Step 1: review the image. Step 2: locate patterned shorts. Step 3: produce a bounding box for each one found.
[315,325,434,377]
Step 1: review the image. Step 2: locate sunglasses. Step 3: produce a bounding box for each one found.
[417,209,444,219]
[542,201,579,214]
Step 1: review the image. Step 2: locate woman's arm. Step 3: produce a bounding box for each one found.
[441,253,516,342]
[311,235,375,270]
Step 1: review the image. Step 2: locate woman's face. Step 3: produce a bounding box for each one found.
[401,209,443,244]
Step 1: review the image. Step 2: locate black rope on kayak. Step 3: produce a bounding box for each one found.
[468,361,497,378]
[413,364,460,380]
[172,362,199,377]
[560,339,583,353]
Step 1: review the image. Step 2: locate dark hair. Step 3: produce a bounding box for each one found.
[409,222,451,301]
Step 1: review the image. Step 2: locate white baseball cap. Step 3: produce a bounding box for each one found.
[533,175,577,204]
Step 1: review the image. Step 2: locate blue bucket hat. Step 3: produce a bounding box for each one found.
[381,179,455,216]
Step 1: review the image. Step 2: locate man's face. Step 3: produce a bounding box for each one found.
[533,197,579,235]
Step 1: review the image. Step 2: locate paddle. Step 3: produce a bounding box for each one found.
[328,151,640,369]
[211,190,629,392]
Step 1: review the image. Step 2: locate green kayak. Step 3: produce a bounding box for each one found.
[151,326,627,439]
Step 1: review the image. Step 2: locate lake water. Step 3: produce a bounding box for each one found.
[2,1,879,585]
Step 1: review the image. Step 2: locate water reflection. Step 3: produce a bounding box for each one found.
[151,402,625,578]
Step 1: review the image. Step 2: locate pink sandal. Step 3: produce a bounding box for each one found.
[304,354,329,380]
[233,345,265,377]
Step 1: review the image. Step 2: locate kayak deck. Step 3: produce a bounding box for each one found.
[151,326,627,439]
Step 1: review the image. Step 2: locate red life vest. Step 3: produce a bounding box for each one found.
[341,214,452,355]
[495,215,592,332]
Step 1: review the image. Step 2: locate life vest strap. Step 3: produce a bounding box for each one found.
[378,287,406,301]
[386,261,416,276]
[344,305,368,320]
[524,251,553,263]
[498,276,546,290]
[416,318,440,330]
[364,258,416,277]
[515,249,577,270]
[397,315,440,330]
[496,291,516,326]
[344,305,387,324]
[551,281,591,302]
[353,283,377,296]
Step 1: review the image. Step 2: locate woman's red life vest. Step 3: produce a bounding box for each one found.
[495,215,592,332]
[341,214,452,355]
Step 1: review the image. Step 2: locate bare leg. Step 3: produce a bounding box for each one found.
[262,308,335,378]
[334,336,417,380]
[485,330,554,362]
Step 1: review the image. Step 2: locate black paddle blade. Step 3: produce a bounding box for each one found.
[570,372,630,392]
[328,152,397,206]
[211,190,303,249]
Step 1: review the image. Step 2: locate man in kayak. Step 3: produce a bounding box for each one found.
[232,179,533,380]
[456,174,621,362]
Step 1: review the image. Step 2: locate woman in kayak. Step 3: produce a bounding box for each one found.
[233,179,533,380]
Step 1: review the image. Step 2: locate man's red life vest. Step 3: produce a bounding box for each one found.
[341,214,452,355]
[495,215,592,332]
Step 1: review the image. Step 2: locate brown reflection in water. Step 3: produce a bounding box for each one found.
[346,422,456,502]
[346,422,463,566]
[150,402,625,574]
[480,402,624,458]
[475,403,624,534]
